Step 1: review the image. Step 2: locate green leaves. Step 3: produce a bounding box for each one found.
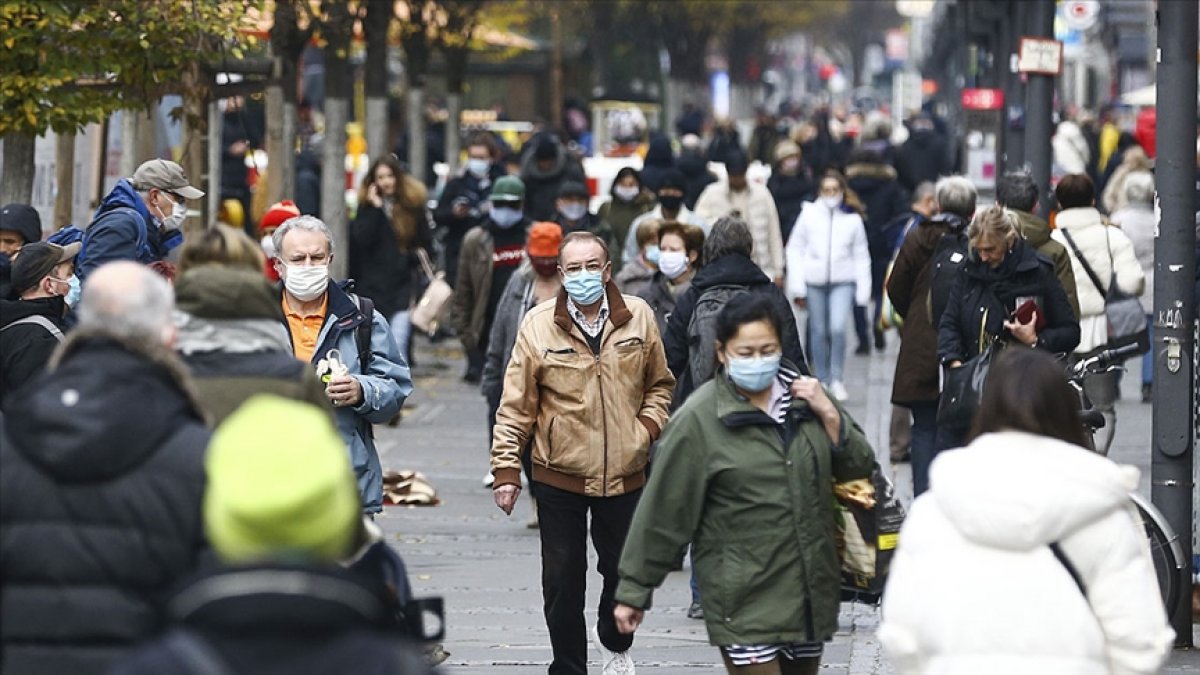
[0,0,262,135]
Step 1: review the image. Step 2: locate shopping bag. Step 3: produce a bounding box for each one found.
[834,467,906,600]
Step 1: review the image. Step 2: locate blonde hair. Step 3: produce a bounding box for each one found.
[967,204,1020,250]
[178,224,265,275]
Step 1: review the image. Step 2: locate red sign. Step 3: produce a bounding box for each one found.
[961,88,1004,111]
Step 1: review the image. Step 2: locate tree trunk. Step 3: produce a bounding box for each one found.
[550,5,564,128]
[180,65,210,235]
[265,75,287,206]
[406,84,426,184]
[0,131,36,207]
[270,0,304,204]
[445,92,462,174]
[322,0,354,278]
[364,0,391,159]
[54,131,75,230]
[206,100,222,231]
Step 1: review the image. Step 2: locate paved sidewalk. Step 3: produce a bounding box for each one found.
[374,336,1198,673]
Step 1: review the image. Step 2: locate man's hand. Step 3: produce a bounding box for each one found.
[326,375,364,408]
[493,484,521,515]
[614,603,644,634]
[452,202,471,218]
[1003,311,1038,346]
[791,375,841,443]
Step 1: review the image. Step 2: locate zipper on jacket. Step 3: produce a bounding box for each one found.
[596,351,609,496]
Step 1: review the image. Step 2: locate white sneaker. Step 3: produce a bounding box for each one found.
[592,625,635,674]
[482,471,494,488]
[829,380,849,401]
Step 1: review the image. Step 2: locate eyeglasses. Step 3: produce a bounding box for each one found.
[562,261,606,275]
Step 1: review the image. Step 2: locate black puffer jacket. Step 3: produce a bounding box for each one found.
[0,296,67,410]
[664,253,808,403]
[767,170,815,244]
[349,203,432,318]
[845,161,909,261]
[112,565,433,675]
[0,330,210,675]
[937,239,1081,364]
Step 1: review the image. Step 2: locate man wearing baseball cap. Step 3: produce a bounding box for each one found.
[450,175,533,383]
[0,241,78,408]
[76,159,204,282]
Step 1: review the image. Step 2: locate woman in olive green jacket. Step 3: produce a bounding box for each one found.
[613,295,875,675]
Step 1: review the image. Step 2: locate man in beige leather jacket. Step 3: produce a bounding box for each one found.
[491,231,674,675]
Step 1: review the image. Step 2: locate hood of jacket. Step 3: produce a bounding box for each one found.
[691,252,771,290]
[677,151,710,178]
[5,328,207,482]
[644,135,675,167]
[1012,209,1051,247]
[845,161,898,183]
[962,237,1041,281]
[929,211,968,233]
[903,128,940,149]
[520,145,568,181]
[176,266,286,321]
[1054,206,1105,232]
[929,431,1138,551]
[0,296,66,326]
[93,178,154,229]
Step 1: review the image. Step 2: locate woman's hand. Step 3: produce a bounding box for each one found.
[1003,310,1038,346]
[614,603,644,634]
[793,297,807,310]
[367,183,384,208]
[791,375,841,442]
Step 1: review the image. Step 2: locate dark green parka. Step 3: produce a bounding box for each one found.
[615,366,875,646]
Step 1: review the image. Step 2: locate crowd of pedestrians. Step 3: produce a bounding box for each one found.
[0,94,1192,674]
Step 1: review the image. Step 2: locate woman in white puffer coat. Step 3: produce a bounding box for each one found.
[1050,173,1144,455]
[879,347,1173,675]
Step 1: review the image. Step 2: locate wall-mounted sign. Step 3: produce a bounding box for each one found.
[961,88,1005,111]
[1018,37,1064,75]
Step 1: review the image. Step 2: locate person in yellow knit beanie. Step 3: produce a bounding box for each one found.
[114,395,435,675]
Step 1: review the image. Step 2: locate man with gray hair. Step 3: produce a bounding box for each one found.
[0,261,211,673]
[885,175,978,495]
[272,214,413,514]
[76,159,205,282]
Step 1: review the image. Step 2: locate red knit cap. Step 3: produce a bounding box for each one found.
[259,200,301,234]
[527,221,563,258]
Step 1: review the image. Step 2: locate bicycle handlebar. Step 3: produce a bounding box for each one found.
[1069,342,1143,379]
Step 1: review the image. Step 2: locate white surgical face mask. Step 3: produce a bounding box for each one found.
[161,199,188,231]
[283,264,329,301]
[467,158,491,178]
[560,202,588,221]
[658,250,689,279]
[614,185,640,202]
[819,194,843,210]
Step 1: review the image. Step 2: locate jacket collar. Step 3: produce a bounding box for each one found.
[553,280,631,333]
[1054,206,1103,231]
[714,360,812,428]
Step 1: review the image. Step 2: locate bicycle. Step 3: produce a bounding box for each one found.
[1067,342,1188,613]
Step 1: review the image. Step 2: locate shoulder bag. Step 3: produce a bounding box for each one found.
[410,248,453,338]
[1060,228,1149,354]
[937,308,999,434]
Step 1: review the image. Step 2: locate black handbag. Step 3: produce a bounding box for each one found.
[937,310,998,433]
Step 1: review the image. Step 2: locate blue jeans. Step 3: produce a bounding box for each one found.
[806,283,855,383]
[389,310,412,366]
[908,401,939,496]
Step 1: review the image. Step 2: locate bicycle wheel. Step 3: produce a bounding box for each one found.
[1128,492,1186,613]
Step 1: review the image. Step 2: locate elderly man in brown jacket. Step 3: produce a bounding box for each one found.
[491,231,674,675]
[886,175,976,497]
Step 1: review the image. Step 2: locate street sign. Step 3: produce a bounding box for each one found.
[1062,0,1100,31]
[1018,37,1064,75]
[961,88,1004,110]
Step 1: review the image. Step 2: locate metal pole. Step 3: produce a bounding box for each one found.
[1152,0,1197,648]
[1023,0,1054,218]
[1003,0,1026,172]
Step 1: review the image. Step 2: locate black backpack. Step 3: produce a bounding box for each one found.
[925,219,969,327]
[687,283,750,388]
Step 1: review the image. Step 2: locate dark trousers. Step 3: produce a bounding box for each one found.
[908,400,939,496]
[536,482,641,675]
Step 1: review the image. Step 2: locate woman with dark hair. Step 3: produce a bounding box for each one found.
[598,167,657,274]
[349,155,431,365]
[637,221,704,337]
[880,347,1173,675]
[785,170,871,401]
[614,295,875,675]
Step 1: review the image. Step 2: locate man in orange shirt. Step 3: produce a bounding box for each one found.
[273,215,413,514]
